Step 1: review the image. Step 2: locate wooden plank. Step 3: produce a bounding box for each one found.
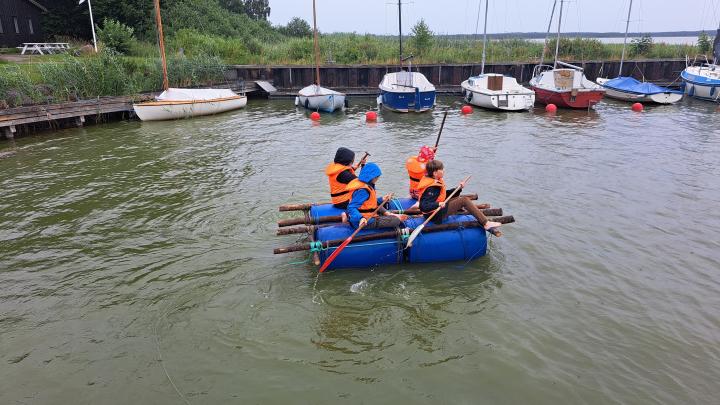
[0,101,135,123]
[1,104,134,127]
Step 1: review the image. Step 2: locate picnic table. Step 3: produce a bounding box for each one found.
[18,43,70,55]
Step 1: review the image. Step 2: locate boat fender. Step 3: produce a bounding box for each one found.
[344,98,349,108]
[294,96,300,106]
[711,87,716,97]
[465,91,473,103]
[304,98,310,109]
[689,85,695,97]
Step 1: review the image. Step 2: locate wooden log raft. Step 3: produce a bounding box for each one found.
[278,193,480,212]
[277,206,502,228]
[274,216,515,254]
[277,215,515,236]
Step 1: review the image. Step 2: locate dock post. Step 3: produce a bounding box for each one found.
[75,115,85,127]
[3,126,16,140]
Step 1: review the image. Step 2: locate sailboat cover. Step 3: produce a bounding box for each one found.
[601,77,682,95]
[156,88,240,101]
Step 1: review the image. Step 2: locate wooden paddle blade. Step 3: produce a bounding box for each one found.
[318,235,352,273]
[405,223,425,249]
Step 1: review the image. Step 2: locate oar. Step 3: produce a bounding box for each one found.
[434,110,448,150]
[353,151,370,171]
[318,193,393,273]
[405,176,470,249]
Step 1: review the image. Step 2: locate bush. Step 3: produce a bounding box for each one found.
[410,19,434,56]
[631,35,653,56]
[97,19,136,54]
[279,17,312,38]
[698,32,712,55]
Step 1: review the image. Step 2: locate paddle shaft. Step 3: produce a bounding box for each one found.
[434,111,448,150]
[353,151,370,171]
[318,194,393,273]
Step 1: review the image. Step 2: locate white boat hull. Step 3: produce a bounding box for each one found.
[133,95,247,121]
[681,65,720,101]
[596,78,682,104]
[461,80,535,111]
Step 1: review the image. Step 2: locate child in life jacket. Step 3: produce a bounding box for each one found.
[417,160,502,236]
[346,162,406,229]
[325,147,368,209]
[406,145,435,200]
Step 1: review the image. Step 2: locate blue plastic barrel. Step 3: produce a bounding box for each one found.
[308,197,418,224]
[314,214,487,270]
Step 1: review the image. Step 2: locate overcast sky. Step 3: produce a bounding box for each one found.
[268,0,720,35]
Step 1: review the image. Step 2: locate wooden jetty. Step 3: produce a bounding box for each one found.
[0,81,275,140]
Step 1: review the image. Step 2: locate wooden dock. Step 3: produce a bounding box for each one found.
[0,81,273,140]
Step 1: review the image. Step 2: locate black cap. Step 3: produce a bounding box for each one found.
[333,147,355,166]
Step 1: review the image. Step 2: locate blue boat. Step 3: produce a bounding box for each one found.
[681,63,720,102]
[377,0,436,113]
[377,71,436,113]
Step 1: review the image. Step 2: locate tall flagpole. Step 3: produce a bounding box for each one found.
[80,0,98,52]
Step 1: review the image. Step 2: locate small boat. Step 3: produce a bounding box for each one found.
[295,0,346,112]
[133,0,246,121]
[596,0,682,104]
[529,0,604,109]
[134,88,247,121]
[296,85,346,113]
[377,0,436,113]
[462,74,535,111]
[274,197,513,271]
[460,0,534,111]
[681,56,720,102]
[596,77,682,104]
[377,70,436,113]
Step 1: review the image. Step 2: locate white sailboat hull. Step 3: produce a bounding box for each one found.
[295,85,346,112]
[133,88,247,121]
[461,76,535,111]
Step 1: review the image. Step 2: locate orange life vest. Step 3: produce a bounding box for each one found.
[325,163,355,205]
[406,156,426,198]
[345,179,378,219]
[417,176,446,213]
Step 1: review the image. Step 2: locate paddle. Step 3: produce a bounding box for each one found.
[318,193,394,273]
[405,176,471,249]
[353,151,370,171]
[434,110,448,151]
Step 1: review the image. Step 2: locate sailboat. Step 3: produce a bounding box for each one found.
[133,0,247,121]
[681,21,720,101]
[596,0,682,104]
[529,0,605,109]
[460,0,534,111]
[376,0,436,113]
[295,0,346,112]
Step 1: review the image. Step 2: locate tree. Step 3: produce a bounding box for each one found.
[243,0,270,21]
[97,19,136,54]
[220,0,245,14]
[280,17,312,38]
[630,34,653,56]
[410,19,433,56]
[698,31,712,55]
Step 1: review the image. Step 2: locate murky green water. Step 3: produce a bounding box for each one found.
[1,97,719,404]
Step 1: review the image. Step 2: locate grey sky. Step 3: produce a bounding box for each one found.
[268,0,720,35]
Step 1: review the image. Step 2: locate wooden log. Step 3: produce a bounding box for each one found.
[276,214,514,236]
[278,193,480,211]
[277,206,502,227]
[273,216,515,254]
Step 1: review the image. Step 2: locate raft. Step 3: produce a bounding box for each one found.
[274,196,514,271]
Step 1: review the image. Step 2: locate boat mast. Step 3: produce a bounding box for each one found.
[619,0,633,76]
[553,0,564,69]
[539,0,558,67]
[312,0,321,87]
[480,0,489,74]
[398,0,403,67]
[154,0,169,91]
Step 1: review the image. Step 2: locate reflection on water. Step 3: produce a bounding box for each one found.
[1,97,719,404]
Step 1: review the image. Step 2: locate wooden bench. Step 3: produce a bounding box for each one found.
[18,43,70,55]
